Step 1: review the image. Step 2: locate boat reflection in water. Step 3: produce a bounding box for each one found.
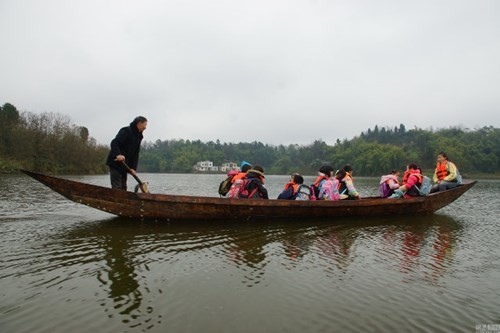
[52,213,462,327]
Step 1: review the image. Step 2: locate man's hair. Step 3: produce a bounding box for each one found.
[133,116,148,124]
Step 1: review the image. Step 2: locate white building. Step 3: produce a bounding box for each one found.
[194,161,219,172]
[220,162,239,172]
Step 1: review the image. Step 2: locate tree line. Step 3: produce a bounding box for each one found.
[1,102,499,175]
[0,103,108,174]
[140,124,500,176]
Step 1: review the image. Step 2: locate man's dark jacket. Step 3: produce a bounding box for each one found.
[106,122,144,174]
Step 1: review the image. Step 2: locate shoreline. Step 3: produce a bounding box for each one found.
[3,168,500,180]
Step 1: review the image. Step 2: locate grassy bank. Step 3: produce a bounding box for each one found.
[0,159,23,174]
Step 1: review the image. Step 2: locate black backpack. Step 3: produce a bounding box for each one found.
[310,183,321,198]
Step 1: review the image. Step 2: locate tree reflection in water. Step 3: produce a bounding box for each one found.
[97,234,142,317]
[58,214,461,328]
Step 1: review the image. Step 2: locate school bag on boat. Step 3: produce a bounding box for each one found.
[219,176,234,196]
[379,181,392,198]
[416,176,432,196]
[227,178,245,198]
[237,179,259,199]
[295,184,312,200]
[219,170,239,197]
[310,181,324,199]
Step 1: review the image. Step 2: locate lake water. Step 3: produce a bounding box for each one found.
[1,173,499,333]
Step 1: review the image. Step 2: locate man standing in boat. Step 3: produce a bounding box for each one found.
[106,116,148,190]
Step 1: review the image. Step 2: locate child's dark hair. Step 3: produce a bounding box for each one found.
[438,151,448,160]
[292,174,304,184]
[342,164,353,173]
[335,169,346,179]
[241,164,252,172]
[408,163,418,170]
[253,165,264,173]
[319,165,334,176]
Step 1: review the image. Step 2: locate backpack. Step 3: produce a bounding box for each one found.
[310,179,325,199]
[228,178,245,198]
[295,184,312,200]
[218,175,234,196]
[416,176,432,196]
[238,179,259,199]
[318,179,340,200]
[379,181,392,198]
[310,184,319,198]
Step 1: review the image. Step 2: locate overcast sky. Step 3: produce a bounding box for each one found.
[1,0,499,146]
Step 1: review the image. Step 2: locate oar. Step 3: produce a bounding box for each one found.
[122,161,149,193]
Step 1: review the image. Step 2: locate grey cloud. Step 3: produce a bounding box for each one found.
[1,0,499,146]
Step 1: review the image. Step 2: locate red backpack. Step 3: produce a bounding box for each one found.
[238,179,260,199]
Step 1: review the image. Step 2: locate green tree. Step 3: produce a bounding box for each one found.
[0,103,21,156]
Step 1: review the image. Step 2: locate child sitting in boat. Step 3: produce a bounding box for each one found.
[238,165,269,199]
[389,163,422,198]
[227,161,253,198]
[430,152,462,193]
[318,169,345,200]
[379,169,400,198]
[278,173,312,200]
[311,165,334,199]
[338,164,360,200]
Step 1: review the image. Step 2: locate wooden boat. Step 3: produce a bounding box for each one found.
[22,170,476,221]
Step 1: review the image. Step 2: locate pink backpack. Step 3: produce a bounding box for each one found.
[319,179,341,200]
[228,178,245,198]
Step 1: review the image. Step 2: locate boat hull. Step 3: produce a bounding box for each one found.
[22,170,476,221]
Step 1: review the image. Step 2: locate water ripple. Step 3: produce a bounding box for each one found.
[1,175,500,332]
